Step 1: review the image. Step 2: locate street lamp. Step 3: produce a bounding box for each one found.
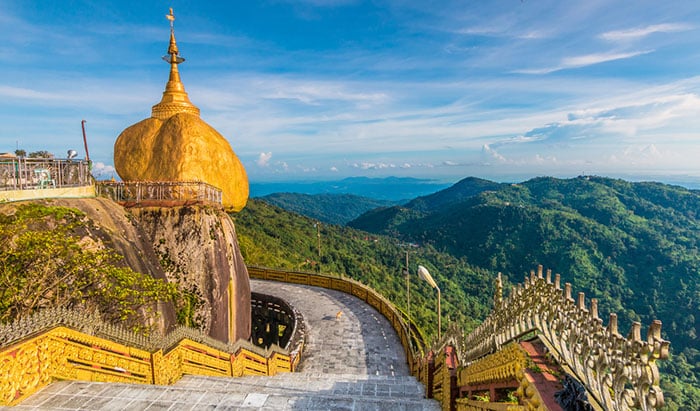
[313,222,321,272]
[417,265,441,340]
[403,251,410,323]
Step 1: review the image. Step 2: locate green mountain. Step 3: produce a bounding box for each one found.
[259,193,398,225]
[348,175,700,409]
[403,176,503,213]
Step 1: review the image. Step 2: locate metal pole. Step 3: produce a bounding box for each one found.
[81,120,90,163]
[405,250,410,322]
[437,287,441,340]
[317,223,321,259]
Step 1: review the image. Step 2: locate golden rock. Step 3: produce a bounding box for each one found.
[114,11,248,212]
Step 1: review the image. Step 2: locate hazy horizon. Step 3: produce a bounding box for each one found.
[249,172,700,192]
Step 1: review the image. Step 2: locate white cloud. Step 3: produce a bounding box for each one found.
[600,23,693,42]
[257,152,273,167]
[91,162,116,179]
[563,51,652,68]
[516,50,652,74]
[352,162,398,170]
[481,144,506,163]
[330,166,338,172]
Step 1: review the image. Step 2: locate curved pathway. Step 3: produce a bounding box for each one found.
[8,280,438,410]
[252,279,408,377]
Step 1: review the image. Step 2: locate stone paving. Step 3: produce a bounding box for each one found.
[5,280,439,410]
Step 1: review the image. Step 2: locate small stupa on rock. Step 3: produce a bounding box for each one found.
[114,9,249,212]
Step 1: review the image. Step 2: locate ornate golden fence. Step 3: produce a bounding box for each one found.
[95,180,222,207]
[426,265,671,411]
[0,265,673,410]
[0,306,294,406]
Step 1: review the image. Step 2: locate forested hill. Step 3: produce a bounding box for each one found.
[232,198,495,337]
[349,175,700,407]
[403,176,502,213]
[236,175,699,408]
[260,193,397,225]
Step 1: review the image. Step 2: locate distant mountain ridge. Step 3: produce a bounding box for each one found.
[403,177,503,213]
[260,193,397,225]
[250,176,451,201]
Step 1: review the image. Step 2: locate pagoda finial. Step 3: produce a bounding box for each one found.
[151,8,200,120]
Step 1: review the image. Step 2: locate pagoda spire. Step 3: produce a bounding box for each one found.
[151,8,200,120]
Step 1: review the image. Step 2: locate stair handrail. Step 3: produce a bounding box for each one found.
[457,265,670,411]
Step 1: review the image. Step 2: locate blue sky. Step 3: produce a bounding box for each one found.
[1,1,700,185]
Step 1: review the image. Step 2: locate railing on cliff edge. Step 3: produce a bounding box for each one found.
[95,180,222,207]
[0,157,91,191]
[0,304,301,406]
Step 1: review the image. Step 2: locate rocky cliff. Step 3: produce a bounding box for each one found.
[129,205,251,343]
[2,198,251,343]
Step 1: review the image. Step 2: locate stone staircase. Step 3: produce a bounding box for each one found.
[5,281,440,410]
[9,372,438,410]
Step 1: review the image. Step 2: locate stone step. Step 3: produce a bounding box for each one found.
[10,378,441,411]
[175,374,428,398]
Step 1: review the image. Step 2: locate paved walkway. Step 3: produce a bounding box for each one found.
[6,280,439,410]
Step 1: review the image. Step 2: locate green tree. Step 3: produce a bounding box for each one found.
[0,203,178,331]
[27,150,53,158]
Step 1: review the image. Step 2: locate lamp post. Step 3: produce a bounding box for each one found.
[417,265,441,340]
[313,222,321,272]
[404,251,411,323]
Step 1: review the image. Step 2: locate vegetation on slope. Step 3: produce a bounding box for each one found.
[0,203,178,332]
[260,192,397,225]
[232,198,497,341]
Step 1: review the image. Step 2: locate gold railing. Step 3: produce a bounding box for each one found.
[439,265,670,411]
[455,400,524,411]
[1,264,672,410]
[0,307,293,406]
[455,343,544,411]
[246,266,427,375]
[95,180,222,207]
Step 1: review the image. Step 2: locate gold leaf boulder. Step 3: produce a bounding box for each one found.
[114,113,249,212]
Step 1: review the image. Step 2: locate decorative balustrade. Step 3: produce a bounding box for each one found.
[0,157,91,191]
[95,180,222,207]
[443,265,670,411]
[455,342,546,411]
[0,305,295,406]
[246,265,671,411]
